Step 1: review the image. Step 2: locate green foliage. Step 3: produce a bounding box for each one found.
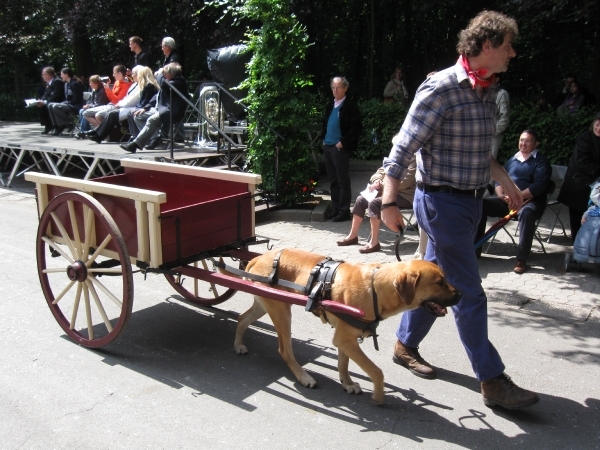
[498,103,595,166]
[213,0,320,206]
[354,99,408,160]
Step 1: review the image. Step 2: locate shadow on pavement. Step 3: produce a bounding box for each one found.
[60,297,600,449]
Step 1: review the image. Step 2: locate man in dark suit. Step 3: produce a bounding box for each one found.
[120,63,188,153]
[36,67,65,134]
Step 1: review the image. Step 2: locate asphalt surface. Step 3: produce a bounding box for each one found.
[0,168,599,449]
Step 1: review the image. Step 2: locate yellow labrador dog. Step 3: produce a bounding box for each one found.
[232,248,461,404]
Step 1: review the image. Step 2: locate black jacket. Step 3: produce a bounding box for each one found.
[42,77,65,103]
[156,73,188,124]
[135,84,158,110]
[557,130,600,212]
[87,87,109,108]
[133,51,152,70]
[163,50,182,68]
[322,97,363,153]
[63,79,85,110]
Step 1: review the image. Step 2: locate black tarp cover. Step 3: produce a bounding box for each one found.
[206,45,251,121]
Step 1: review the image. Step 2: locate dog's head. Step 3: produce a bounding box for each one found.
[390,260,462,317]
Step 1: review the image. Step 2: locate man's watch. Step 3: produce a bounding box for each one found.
[380,202,398,210]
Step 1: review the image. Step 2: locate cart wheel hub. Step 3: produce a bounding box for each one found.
[67,261,88,282]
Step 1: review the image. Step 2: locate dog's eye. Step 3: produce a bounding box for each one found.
[436,279,445,286]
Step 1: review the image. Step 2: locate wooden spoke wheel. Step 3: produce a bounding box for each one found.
[36,191,133,348]
[164,258,238,306]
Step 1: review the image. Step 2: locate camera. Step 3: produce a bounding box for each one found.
[100,76,110,83]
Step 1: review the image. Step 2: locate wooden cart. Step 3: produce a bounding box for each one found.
[25,160,365,348]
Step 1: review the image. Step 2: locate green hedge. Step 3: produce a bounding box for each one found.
[355,98,408,160]
[354,99,596,165]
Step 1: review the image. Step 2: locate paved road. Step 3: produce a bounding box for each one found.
[0,176,599,449]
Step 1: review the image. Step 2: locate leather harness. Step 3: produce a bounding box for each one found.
[214,250,383,350]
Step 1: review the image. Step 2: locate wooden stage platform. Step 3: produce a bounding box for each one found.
[0,122,246,187]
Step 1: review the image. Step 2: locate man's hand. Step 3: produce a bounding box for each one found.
[133,109,144,117]
[369,180,381,192]
[490,157,523,211]
[335,141,343,149]
[380,174,405,233]
[381,207,405,233]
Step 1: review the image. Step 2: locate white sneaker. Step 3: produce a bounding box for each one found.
[414,251,424,260]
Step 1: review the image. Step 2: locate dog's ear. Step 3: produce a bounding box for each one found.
[394,271,419,305]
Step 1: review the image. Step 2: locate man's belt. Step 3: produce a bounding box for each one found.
[417,182,486,199]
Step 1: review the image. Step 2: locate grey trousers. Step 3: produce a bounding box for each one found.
[133,109,161,148]
[48,103,78,127]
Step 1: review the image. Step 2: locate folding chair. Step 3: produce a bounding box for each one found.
[485,180,558,254]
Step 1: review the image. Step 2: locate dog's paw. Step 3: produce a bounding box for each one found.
[299,373,317,388]
[341,381,362,395]
[234,344,248,355]
[371,394,385,406]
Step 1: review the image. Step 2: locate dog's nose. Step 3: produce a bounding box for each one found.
[451,290,462,304]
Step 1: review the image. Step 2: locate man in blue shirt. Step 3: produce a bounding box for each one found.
[380,11,539,410]
[477,129,551,273]
[322,77,362,222]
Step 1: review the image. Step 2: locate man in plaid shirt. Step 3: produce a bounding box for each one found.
[381,11,539,410]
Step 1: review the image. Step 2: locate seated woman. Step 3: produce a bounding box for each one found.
[82,65,132,129]
[476,129,552,274]
[76,75,109,138]
[336,156,424,254]
[47,67,84,136]
[125,67,160,141]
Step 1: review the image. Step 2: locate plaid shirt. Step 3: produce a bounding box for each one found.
[384,61,497,190]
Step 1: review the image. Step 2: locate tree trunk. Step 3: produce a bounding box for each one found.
[72,21,94,78]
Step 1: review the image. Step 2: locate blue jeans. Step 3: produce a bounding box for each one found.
[78,109,91,133]
[396,188,505,381]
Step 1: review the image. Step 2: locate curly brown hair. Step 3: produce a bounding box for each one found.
[456,11,518,57]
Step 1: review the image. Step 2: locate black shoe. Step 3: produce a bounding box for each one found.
[75,132,86,139]
[119,142,139,153]
[52,125,66,136]
[145,137,161,150]
[66,124,75,133]
[332,211,351,222]
[326,209,339,220]
[41,126,53,135]
[85,131,102,144]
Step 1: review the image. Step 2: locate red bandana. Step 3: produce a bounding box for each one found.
[458,55,496,89]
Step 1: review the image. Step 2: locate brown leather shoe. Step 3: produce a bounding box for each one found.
[392,340,436,379]
[481,373,539,410]
[514,259,526,274]
[359,243,381,253]
[336,236,358,246]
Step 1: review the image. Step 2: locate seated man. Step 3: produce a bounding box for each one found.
[475,129,552,274]
[36,67,65,134]
[120,63,187,153]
